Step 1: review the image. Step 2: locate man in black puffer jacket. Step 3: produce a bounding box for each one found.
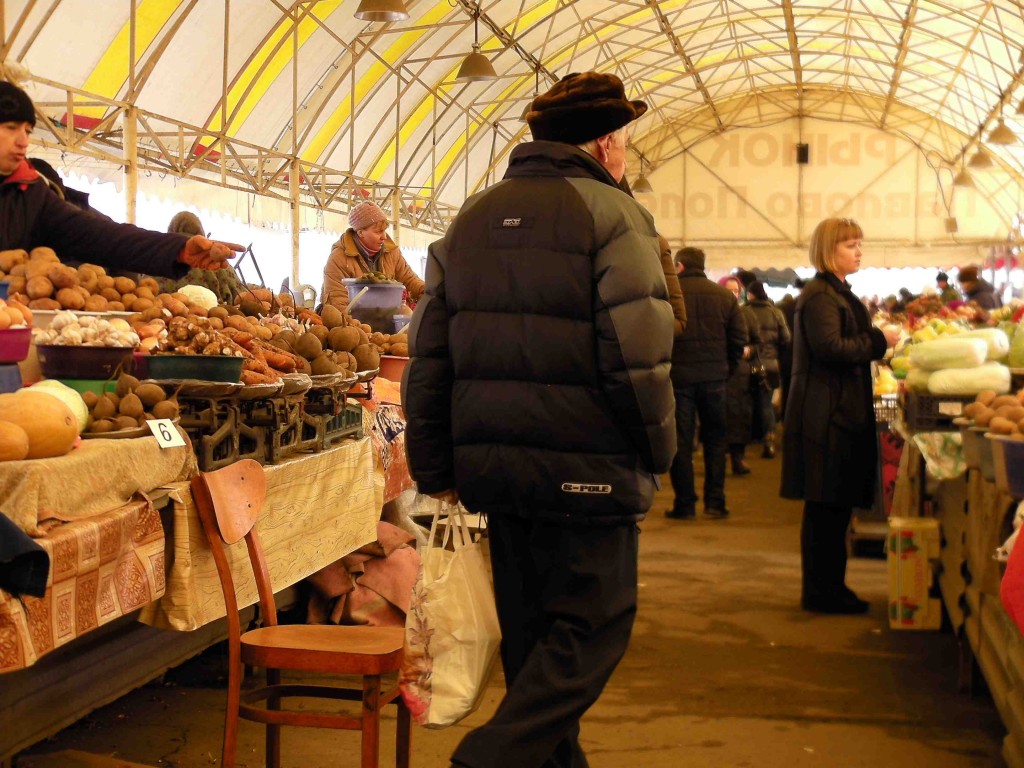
[402,72,675,768]
[668,247,747,520]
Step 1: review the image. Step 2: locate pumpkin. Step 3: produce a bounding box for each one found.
[0,390,78,458]
[0,420,29,461]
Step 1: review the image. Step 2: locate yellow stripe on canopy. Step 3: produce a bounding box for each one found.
[301,2,452,165]
[76,0,181,118]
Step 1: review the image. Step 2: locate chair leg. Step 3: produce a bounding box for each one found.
[223,660,242,768]
[266,668,282,768]
[361,675,382,768]
[395,697,411,768]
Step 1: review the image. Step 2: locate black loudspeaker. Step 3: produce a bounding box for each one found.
[796,143,810,164]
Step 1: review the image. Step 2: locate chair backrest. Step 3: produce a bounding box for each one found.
[191,459,277,629]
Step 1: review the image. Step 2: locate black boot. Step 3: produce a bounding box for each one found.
[762,434,776,459]
[731,449,751,476]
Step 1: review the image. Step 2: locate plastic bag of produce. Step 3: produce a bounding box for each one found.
[909,337,988,371]
[926,361,1011,396]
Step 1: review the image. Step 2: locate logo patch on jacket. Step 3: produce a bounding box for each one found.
[494,216,531,228]
[561,482,612,494]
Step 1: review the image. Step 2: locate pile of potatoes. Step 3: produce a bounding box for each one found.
[84,373,180,434]
[268,303,388,376]
[963,390,1024,439]
[1,247,164,313]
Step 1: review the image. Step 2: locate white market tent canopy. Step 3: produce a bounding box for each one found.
[4,0,1024,275]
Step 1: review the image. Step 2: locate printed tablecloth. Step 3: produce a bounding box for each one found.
[0,496,165,673]
[0,435,193,536]
[138,436,381,631]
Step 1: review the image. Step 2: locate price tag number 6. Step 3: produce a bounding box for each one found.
[147,418,186,449]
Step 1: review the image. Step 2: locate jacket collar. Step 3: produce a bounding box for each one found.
[679,268,708,280]
[505,140,621,189]
[817,271,852,294]
[1,159,40,189]
[341,228,396,257]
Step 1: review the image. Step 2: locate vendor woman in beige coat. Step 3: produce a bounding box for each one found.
[320,201,425,312]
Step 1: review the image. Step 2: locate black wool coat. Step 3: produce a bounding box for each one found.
[780,272,888,508]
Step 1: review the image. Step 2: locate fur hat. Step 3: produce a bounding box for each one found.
[674,247,705,270]
[349,201,387,232]
[527,72,648,145]
[0,81,34,126]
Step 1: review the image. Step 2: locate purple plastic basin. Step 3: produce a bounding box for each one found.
[0,327,31,363]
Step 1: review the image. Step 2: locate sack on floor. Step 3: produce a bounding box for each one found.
[399,500,501,729]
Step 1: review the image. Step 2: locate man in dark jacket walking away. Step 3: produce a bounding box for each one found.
[668,247,747,520]
[403,71,675,768]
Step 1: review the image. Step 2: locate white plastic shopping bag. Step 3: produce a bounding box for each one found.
[399,501,501,728]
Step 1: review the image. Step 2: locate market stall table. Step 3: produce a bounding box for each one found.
[139,434,382,631]
[0,400,415,765]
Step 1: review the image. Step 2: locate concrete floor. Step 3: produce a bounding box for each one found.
[15,449,1008,767]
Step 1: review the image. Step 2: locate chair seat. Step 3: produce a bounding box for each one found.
[241,624,406,675]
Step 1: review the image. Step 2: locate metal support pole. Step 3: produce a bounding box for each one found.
[392,187,401,248]
[123,107,138,224]
[291,157,301,288]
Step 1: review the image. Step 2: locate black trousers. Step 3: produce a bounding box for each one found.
[452,514,638,768]
[801,501,854,600]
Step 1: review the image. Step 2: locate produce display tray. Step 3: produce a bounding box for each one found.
[149,380,244,398]
[900,391,976,432]
[235,381,284,400]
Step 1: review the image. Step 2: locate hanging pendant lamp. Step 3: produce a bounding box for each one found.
[354,0,410,22]
[987,118,1018,145]
[632,169,654,194]
[456,5,496,82]
[953,166,976,188]
[521,68,541,120]
[632,151,654,194]
[967,147,994,169]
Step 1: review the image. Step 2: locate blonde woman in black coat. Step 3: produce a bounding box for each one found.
[780,218,900,614]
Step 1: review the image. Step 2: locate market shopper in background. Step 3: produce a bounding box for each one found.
[781,217,901,615]
[158,211,246,304]
[0,80,241,276]
[320,201,424,312]
[720,275,760,476]
[936,271,960,304]
[776,277,803,420]
[403,71,675,768]
[957,265,1001,309]
[668,247,746,520]
[745,279,791,458]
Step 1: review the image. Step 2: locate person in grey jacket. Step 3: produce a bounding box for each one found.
[402,71,675,768]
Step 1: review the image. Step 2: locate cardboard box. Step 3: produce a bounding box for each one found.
[887,516,942,629]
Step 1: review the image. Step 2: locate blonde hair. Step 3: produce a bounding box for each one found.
[808,218,863,273]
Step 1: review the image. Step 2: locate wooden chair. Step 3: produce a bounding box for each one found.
[191,459,411,768]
